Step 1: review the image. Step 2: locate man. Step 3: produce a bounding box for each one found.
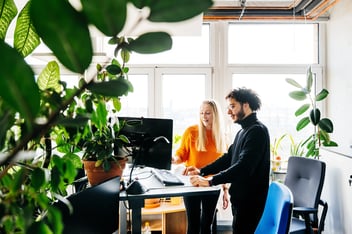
[185,87,270,233]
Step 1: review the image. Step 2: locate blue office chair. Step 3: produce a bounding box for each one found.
[52,176,121,234]
[255,181,294,234]
[284,156,328,234]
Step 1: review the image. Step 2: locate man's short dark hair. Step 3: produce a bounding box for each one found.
[226,87,261,111]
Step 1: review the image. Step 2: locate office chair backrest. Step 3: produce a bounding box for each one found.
[255,181,294,234]
[54,176,120,234]
[284,156,326,223]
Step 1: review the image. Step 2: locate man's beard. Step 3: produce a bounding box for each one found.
[234,106,245,123]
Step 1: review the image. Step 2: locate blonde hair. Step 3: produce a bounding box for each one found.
[197,100,227,153]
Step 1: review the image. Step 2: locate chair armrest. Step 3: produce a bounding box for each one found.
[293,206,318,214]
[293,206,318,233]
[318,199,328,233]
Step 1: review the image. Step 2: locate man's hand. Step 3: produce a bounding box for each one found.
[222,189,229,209]
[183,166,200,175]
[190,175,211,187]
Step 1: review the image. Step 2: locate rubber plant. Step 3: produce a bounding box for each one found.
[286,66,338,158]
[0,0,214,233]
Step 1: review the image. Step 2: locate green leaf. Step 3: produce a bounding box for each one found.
[121,48,130,63]
[14,1,40,57]
[63,153,83,169]
[0,109,13,149]
[319,129,329,142]
[0,0,18,40]
[296,117,310,131]
[113,98,122,112]
[30,0,92,74]
[58,156,78,184]
[305,148,313,157]
[143,0,213,22]
[30,168,46,190]
[127,32,172,54]
[286,78,303,89]
[0,41,40,123]
[37,61,61,93]
[294,103,310,116]
[309,108,321,126]
[106,64,122,75]
[88,78,131,97]
[289,91,307,101]
[12,168,26,192]
[315,89,329,101]
[323,140,338,147]
[102,160,111,172]
[81,0,126,36]
[305,138,317,157]
[117,134,130,144]
[27,222,52,234]
[91,101,108,130]
[46,206,64,234]
[50,166,61,192]
[306,66,313,92]
[319,118,334,133]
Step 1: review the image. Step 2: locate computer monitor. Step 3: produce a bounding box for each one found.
[118,117,173,170]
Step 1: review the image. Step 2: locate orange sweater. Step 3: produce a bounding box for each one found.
[176,125,222,168]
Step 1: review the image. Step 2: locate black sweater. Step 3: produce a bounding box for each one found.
[200,113,270,204]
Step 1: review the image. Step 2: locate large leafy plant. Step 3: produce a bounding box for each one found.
[286,66,338,158]
[0,0,213,233]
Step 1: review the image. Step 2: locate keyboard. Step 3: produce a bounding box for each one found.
[152,168,184,186]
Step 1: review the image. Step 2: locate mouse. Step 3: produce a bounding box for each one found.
[126,180,147,195]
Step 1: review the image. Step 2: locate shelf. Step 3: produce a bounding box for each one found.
[139,198,187,233]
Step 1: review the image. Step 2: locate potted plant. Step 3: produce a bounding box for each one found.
[81,121,130,186]
[64,60,134,186]
[286,66,338,158]
[270,133,287,171]
[288,134,306,157]
[80,111,135,186]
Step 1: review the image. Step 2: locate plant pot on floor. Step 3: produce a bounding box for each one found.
[83,159,127,186]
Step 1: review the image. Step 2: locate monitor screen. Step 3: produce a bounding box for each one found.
[118,117,173,170]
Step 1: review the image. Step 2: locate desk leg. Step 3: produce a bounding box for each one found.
[119,201,127,234]
[129,199,145,234]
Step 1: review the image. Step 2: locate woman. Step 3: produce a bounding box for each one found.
[173,99,228,234]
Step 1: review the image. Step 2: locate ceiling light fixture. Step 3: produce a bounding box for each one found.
[238,0,246,20]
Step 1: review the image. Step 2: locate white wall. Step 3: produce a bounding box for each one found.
[326,0,352,148]
[320,149,352,233]
[322,0,352,233]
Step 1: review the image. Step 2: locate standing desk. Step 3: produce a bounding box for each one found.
[119,167,221,234]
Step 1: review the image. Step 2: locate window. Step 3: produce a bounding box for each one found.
[158,69,212,136]
[228,23,318,64]
[103,24,210,64]
[121,67,212,137]
[118,73,149,117]
[231,72,312,142]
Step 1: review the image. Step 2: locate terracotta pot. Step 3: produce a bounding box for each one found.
[83,158,127,186]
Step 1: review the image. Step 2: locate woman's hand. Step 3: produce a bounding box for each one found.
[190,175,211,187]
[183,166,200,175]
[172,155,182,164]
